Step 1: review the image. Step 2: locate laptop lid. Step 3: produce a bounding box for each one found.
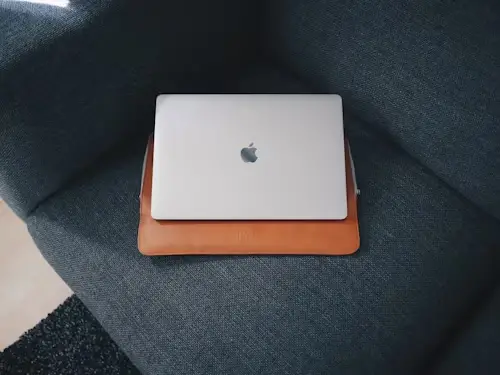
[152,94,347,220]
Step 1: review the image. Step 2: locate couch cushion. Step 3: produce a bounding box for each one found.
[267,0,500,220]
[432,286,500,375]
[27,68,500,375]
[0,0,257,218]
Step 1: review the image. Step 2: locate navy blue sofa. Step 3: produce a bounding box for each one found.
[1,1,499,374]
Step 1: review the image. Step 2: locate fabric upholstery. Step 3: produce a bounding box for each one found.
[0,0,258,218]
[2,0,500,373]
[266,0,500,220]
[433,286,500,375]
[0,0,105,69]
[26,69,500,375]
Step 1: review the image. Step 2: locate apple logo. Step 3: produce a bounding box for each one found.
[240,143,258,163]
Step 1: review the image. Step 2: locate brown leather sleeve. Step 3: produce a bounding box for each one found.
[138,136,359,255]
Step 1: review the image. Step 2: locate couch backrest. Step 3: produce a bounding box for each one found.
[266,0,500,220]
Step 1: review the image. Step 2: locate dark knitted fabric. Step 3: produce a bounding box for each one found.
[0,296,141,375]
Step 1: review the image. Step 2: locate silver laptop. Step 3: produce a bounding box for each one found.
[152,94,347,220]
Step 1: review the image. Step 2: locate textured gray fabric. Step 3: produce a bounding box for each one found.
[0,0,111,69]
[3,0,500,372]
[267,0,500,219]
[0,0,257,218]
[26,69,500,375]
[433,287,500,375]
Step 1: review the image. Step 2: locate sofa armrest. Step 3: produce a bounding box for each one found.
[0,0,259,218]
[267,0,500,220]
